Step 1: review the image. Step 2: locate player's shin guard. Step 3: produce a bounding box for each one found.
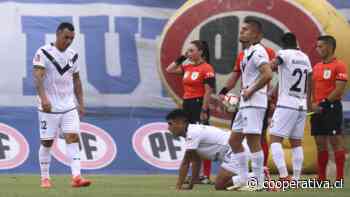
[251,150,264,186]
[39,145,51,179]
[292,146,303,180]
[271,143,288,178]
[317,150,329,180]
[233,151,249,185]
[334,149,345,180]
[66,143,81,177]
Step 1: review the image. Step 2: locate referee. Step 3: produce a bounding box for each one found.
[311,35,347,181]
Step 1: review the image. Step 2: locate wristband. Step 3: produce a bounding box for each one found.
[175,55,187,65]
[219,87,229,95]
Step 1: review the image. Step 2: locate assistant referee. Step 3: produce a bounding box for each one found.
[311,35,348,181]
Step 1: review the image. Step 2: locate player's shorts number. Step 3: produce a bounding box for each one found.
[40,120,47,130]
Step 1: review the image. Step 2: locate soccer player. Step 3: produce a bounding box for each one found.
[311,35,347,181]
[219,34,276,174]
[33,22,91,188]
[166,109,252,190]
[269,33,312,181]
[228,18,273,191]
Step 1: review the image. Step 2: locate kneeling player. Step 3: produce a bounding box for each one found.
[166,109,251,190]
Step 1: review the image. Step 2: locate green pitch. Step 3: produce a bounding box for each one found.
[0,174,349,197]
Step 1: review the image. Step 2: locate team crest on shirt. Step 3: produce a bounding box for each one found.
[323,69,332,79]
[191,72,199,80]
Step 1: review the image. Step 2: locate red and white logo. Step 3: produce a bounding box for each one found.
[0,123,29,169]
[158,0,323,121]
[132,122,185,170]
[52,122,117,169]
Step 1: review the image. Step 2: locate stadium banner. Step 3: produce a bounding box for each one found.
[0,0,349,174]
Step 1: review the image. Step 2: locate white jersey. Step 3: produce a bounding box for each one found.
[184,124,230,162]
[239,43,269,108]
[276,49,312,110]
[33,43,79,112]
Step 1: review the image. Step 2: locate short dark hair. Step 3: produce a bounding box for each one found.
[165,109,189,121]
[244,18,263,33]
[191,40,210,63]
[56,22,75,33]
[281,32,297,49]
[318,35,336,52]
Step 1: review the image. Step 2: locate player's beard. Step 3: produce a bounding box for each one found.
[239,40,250,49]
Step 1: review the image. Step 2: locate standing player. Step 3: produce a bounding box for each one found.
[311,35,347,181]
[166,109,252,191]
[269,33,312,181]
[33,22,91,188]
[219,35,275,173]
[228,18,273,191]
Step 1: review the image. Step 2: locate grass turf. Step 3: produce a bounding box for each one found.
[0,174,349,197]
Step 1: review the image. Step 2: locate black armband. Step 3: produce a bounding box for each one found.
[175,55,187,65]
[219,87,229,95]
[204,77,216,90]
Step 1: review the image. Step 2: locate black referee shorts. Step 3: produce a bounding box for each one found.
[182,97,209,125]
[311,100,343,136]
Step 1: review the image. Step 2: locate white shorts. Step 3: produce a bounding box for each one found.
[269,107,307,140]
[231,107,266,134]
[38,109,80,140]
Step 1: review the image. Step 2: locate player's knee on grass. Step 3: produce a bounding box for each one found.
[215,168,234,190]
[215,181,226,190]
[64,133,79,143]
[41,140,54,147]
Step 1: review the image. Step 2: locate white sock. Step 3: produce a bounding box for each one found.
[251,150,264,186]
[232,151,249,185]
[39,145,51,179]
[292,146,304,180]
[232,172,254,186]
[271,143,288,178]
[66,143,81,177]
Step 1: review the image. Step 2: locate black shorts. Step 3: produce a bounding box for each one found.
[311,100,343,136]
[182,97,209,125]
